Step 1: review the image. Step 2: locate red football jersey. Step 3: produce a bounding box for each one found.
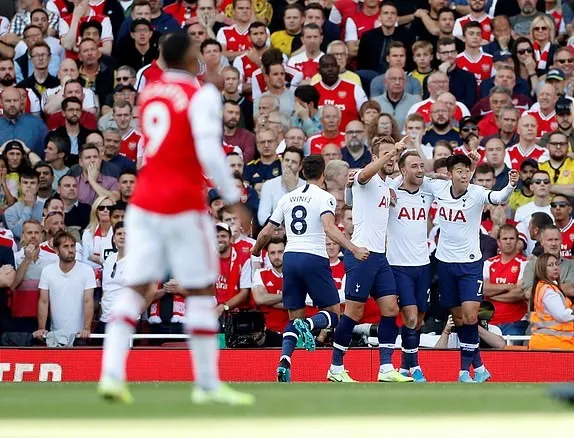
[314,79,367,132]
[216,25,252,52]
[344,11,380,40]
[330,259,345,290]
[484,254,528,325]
[132,72,215,214]
[559,218,574,259]
[287,52,323,80]
[216,247,251,306]
[409,98,468,124]
[164,2,196,26]
[233,53,259,84]
[504,143,549,170]
[254,268,289,332]
[120,129,142,162]
[526,109,558,137]
[307,132,345,154]
[455,51,493,85]
[0,229,16,253]
[453,145,486,163]
[453,14,493,42]
[136,60,165,92]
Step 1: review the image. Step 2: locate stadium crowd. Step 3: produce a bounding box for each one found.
[0,0,572,349]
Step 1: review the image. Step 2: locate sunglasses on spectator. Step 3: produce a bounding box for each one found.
[551,201,570,208]
[532,178,550,185]
[533,26,548,31]
[117,76,131,81]
[517,48,533,54]
[461,126,478,132]
[97,205,112,211]
[556,58,574,64]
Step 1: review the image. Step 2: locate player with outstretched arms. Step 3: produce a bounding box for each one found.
[425,154,519,382]
[98,33,254,405]
[386,151,434,383]
[252,155,369,382]
[328,136,414,383]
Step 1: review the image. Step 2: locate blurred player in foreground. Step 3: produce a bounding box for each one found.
[252,155,369,382]
[98,32,254,405]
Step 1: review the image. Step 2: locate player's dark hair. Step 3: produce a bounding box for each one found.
[498,224,518,238]
[398,151,420,169]
[162,32,194,69]
[433,157,448,172]
[446,154,471,171]
[294,85,319,108]
[371,136,394,156]
[474,163,495,176]
[53,230,76,248]
[248,21,267,33]
[79,20,102,37]
[302,154,325,180]
[61,96,82,111]
[200,38,222,54]
[283,146,304,163]
[530,212,554,231]
[462,20,482,36]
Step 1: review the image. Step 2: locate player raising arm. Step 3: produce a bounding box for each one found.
[425,155,519,382]
[252,155,369,383]
[98,33,253,406]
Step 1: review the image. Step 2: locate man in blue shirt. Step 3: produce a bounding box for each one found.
[421,101,462,148]
[0,87,48,158]
[341,120,372,169]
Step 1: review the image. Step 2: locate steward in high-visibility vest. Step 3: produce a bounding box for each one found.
[530,280,574,350]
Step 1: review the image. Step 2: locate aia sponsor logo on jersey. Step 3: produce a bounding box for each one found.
[438,207,467,222]
[397,207,427,221]
[378,195,390,208]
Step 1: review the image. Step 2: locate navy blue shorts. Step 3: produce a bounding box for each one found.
[344,251,396,303]
[282,252,340,310]
[391,264,431,311]
[437,260,484,308]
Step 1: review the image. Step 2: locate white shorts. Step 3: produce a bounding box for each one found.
[124,205,218,289]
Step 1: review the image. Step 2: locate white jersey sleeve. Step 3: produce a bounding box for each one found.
[344,17,358,42]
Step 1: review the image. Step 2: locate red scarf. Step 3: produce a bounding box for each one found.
[534,41,550,70]
[149,290,186,324]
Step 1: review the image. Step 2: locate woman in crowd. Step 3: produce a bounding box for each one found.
[529,253,574,350]
[82,195,116,270]
[530,15,558,73]
[512,37,540,96]
[368,113,400,143]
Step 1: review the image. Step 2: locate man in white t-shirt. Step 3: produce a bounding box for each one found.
[34,231,96,340]
[514,170,553,229]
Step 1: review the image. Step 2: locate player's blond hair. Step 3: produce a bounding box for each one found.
[371,136,395,156]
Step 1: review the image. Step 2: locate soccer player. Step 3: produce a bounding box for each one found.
[98,33,254,405]
[252,155,369,382]
[328,136,413,383]
[427,154,519,382]
[387,151,433,383]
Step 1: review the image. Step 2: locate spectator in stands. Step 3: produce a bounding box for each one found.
[51,96,92,163]
[102,128,136,173]
[484,15,514,59]
[373,67,419,132]
[306,105,344,154]
[341,120,371,169]
[9,0,59,38]
[292,84,321,137]
[368,113,400,144]
[258,147,305,226]
[512,37,539,96]
[118,169,136,203]
[550,195,574,259]
[476,87,513,137]
[538,131,574,188]
[311,40,359,87]
[244,128,281,193]
[11,219,48,333]
[510,0,548,38]
[484,138,511,190]
[2,139,41,196]
[0,155,16,211]
[284,127,306,152]
[58,174,91,232]
[504,115,548,170]
[227,152,244,175]
[321,143,342,163]
[0,87,47,157]
[540,96,574,149]
[435,37,478,110]
[82,195,115,270]
[252,237,288,346]
[97,221,126,333]
[67,132,120,180]
[422,101,462,148]
[254,51,295,118]
[17,40,59,98]
[5,170,44,239]
[35,231,96,342]
[44,134,70,190]
[223,100,255,162]
[370,42,421,99]
[528,253,574,350]
[270,3,304,57]
[325,159,349,192]
[480,106,520,148]
[33,162,54,202]
[111,102,140,163]
[434,313,506,349]
[118,0,179,43]
[478,63,531,104]
[359,100,381,129]
[230,172,259,220]
[515,170,553,228]
[76,38,115,106]
[483,224,529,336]
[76,144,120,205]
[44,77,98,130]
[215,222,251,315]
[98,84,138,131]
[221,67,254,131]
[121,19,158,71]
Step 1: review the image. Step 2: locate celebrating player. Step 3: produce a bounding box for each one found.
[426,155,519,382]
[98,33,254,405]
[252,155,369,383]
[328,136,414,383]
[387,151,433,383]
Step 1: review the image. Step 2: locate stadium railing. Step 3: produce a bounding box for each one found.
[88,334,532,347]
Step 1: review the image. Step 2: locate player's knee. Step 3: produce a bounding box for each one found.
[461,313,478,325]
[402,313,418,329]
[382,302,399,317]
[344,301,364,322]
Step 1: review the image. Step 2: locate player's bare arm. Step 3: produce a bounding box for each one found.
[486,169,519,205]
[251,222,277,257]
[321,212,368,261]
[358,136,408,185]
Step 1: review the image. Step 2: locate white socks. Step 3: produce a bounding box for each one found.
[101,288,144,382]
[184,296,220,391]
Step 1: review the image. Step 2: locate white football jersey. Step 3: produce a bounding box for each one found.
[387,183,434,267]
[423,180,513,263]
[351,171,392,253]
[269,183,336,258]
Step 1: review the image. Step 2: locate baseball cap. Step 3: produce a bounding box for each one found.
[556,96,572,115]
[114,84,136,93]
[520,158,539,171]
[207,188,221,205]
[216,222,231,235]
[3,139,25,154]
[131,18,152,32]
[547,68,565,81]
[459,116,477,129]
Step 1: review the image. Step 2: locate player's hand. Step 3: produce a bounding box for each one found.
[352,245,369,261]
[443,315,454,335]
[466,134,480,152]
[346,169,358,188]
[77,329,90,339]
[22,189,35,207]
[508,169,519,187]
[33,329,47,340]
[395,135,410,155]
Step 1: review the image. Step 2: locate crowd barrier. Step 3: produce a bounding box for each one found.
[0,347,572,383]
